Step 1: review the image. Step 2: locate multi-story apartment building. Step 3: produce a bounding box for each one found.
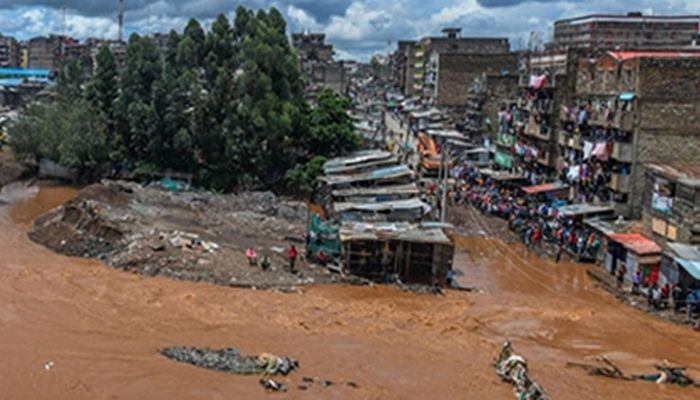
[0,34,20,67]
[560,50,700,219]
[643,163,700,245]
[554,12,700,50]
[412,28,510,106]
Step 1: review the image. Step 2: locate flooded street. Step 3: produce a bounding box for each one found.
[0,184,698,399]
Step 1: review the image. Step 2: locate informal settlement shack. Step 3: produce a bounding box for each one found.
[313,150,455,285]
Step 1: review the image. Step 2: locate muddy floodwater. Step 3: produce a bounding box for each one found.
[0,184,699,399]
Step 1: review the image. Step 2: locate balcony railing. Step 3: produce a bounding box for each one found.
[615,111,635,132]
[611,141,633,163]
[525,122,551,141]
[609,173,631,193]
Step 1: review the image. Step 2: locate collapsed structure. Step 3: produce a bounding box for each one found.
[312,149,454,286]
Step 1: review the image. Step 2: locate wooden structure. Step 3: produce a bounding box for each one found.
[340,222,454,285]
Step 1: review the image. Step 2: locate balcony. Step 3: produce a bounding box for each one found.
[496,133,516,148]
[558,133,569,147]
[571,133,582,150]
[536,153,551,167]
[609,173,631,193]
[560,107,574,123]
[614,111,635,132]
[588,112,612,127]
[611,141,633,163]
[525,122,551,141]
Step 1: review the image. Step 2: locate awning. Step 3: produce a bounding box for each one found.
[556,203,615,218]
[677,258,700,280]
[619,92,636,101]
[522,182,569,195]
[666,243,700,280]
[609,233,661,256]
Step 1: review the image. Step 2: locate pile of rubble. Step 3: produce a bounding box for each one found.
[161,346,299,392]
[493,341,547,400]
[30,180,346,288]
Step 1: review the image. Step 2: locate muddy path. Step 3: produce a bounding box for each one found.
[0,184,698,399]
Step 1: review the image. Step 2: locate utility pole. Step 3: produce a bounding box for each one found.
[118,0,125,43]
[61,5,67,37]
[439,142,450,222]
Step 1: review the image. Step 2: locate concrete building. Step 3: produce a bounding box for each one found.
[554,12,700,50]
[495,48,592,174]
[435,52,517,107]
[292,33,334,64]
[643,163,700,245]
[564,50,700,219]
[0,34,20,67]
[292,32,348,96]
[394,40,416,97]
[19,44,29,68]
[28,35,64,71]
[463,73,519,146]
[412,28,510,104]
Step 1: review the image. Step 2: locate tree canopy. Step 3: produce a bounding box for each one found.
[8,6,361,193]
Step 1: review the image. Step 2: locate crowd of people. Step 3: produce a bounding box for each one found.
[448,166,603,262]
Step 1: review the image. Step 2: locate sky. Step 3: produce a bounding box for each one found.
[1,1,700,60]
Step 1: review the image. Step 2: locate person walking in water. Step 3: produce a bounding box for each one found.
[287,245,298,273]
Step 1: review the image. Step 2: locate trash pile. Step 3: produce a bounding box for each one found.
[493,341,547,400]
[161,347,299,392]
[165,230,219,253]
[568,358,699,388]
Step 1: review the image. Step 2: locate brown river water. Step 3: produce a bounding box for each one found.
[0,183,698,399]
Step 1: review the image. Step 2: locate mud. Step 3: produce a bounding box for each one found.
[0,184,699,399]
[29,180,345,288]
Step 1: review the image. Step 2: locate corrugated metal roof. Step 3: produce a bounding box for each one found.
[321,165,412,186]
[608,50,700,62]
[666,243,700,280]
[332,183,419,198]
[646,162,700,187]
[334,198,430,213]
[324,150,393,170]
[556,203,615,217]
[584,217,635,236]
[609,233,662,255]
[324,156,399,175]
[340,221,452,245]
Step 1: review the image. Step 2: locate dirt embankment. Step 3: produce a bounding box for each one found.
[0,150,32,189]
[30,180,344,288]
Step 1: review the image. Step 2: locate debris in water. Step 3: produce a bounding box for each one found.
[494,341,547,399]
[631,362,699,387]
[566,357,630,380]
[259,378,287,392]
[160,347,298,376]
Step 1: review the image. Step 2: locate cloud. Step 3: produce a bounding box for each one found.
[0,1,699,60]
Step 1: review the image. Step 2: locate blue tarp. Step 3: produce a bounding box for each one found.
[677,258,700,280]
[619,92,636,101]
[0,78,50,87]
[0,67,51,77]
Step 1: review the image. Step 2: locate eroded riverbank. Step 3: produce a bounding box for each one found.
[0,183,698,399]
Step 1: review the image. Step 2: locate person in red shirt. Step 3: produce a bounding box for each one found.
[287,245,298,272]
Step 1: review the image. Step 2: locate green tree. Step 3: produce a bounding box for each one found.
[305,89,362,158]
[184,18,206,67]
